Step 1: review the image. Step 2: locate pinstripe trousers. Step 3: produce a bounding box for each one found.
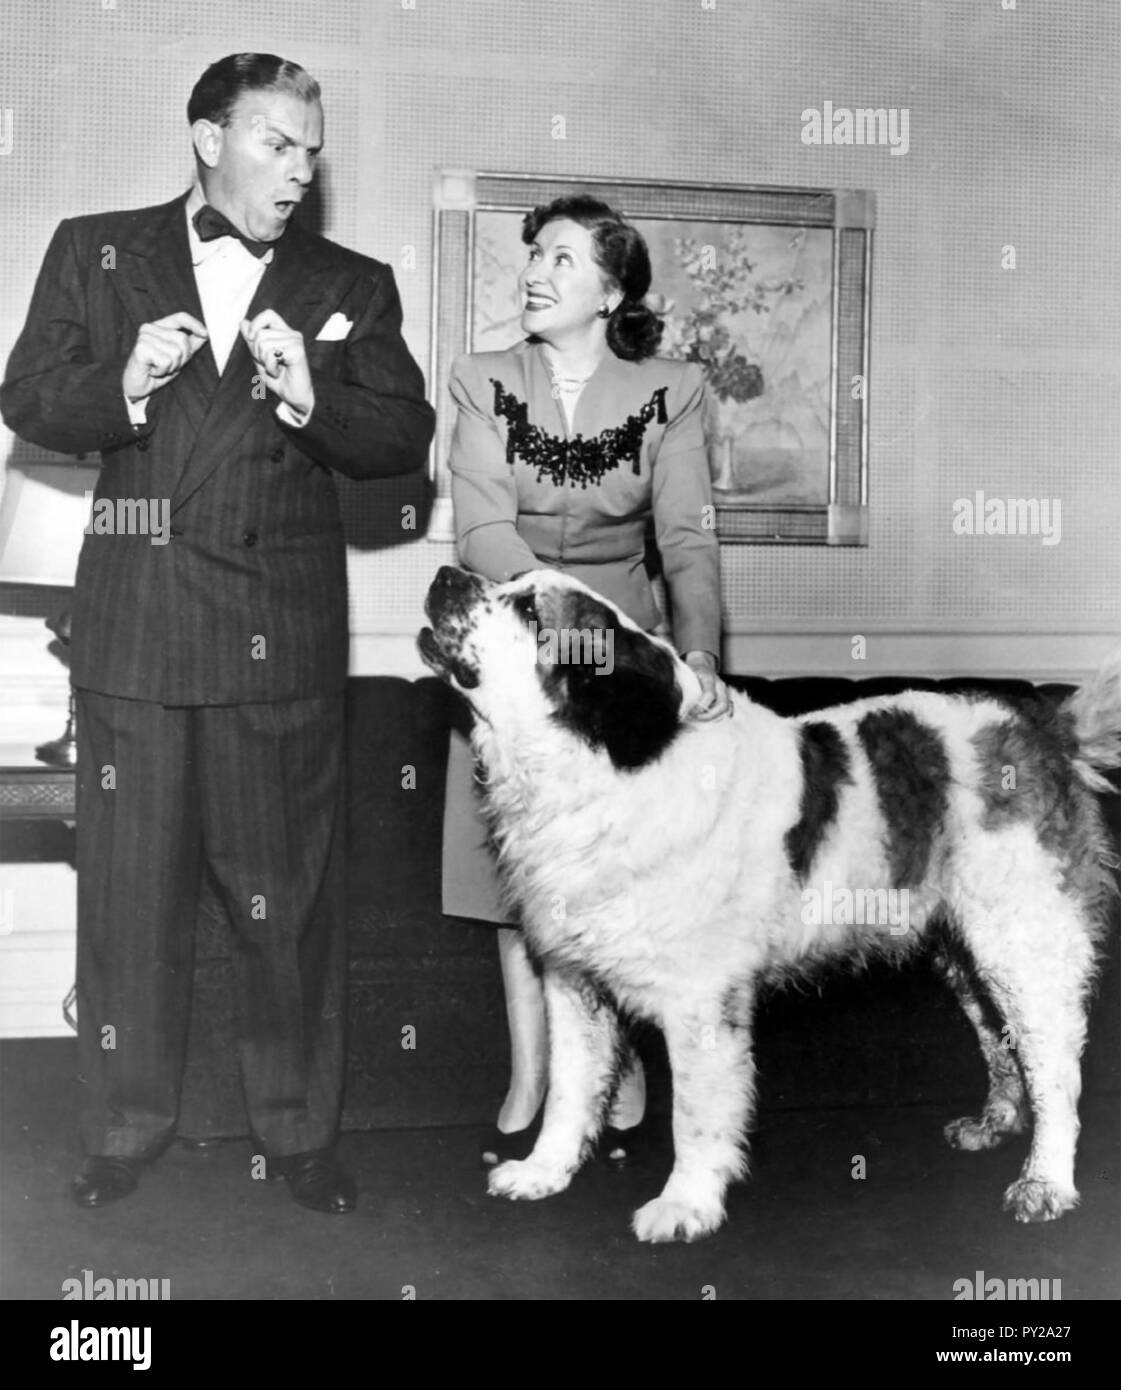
[74,689,347,1160]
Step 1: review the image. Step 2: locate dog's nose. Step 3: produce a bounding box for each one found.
[433,565,466,591]
[426,566,482,621]
[431,566,483,601]
[432,565,475,593]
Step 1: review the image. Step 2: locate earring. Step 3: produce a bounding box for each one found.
[597,305,611,318]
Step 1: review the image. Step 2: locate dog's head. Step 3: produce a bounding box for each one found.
[418,567,705,770]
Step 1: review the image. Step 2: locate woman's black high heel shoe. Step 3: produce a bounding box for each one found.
[597,1119,645,1168]
[481,1107,647,1168]
[479,1104,545,1169]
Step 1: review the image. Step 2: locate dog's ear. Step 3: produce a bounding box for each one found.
[545,619,685,770]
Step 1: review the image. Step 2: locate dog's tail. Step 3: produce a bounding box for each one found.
[1064,644,1121,792]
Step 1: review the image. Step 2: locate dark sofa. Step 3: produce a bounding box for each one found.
[176,672,1120,1141]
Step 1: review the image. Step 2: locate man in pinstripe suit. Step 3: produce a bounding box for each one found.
[0,54,434,1212]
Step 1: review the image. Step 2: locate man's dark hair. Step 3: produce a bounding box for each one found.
[187,53,321,127]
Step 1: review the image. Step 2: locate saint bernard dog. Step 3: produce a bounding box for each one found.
[419,566,1120,1243]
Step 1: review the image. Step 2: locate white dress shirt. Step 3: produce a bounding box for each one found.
[126,185,309,428]
[184,182,272,375]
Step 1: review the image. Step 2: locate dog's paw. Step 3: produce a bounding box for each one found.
[1002,1177,1079,1223]
[487,1157,572,1202]
[944,1115,1011,1151]
[945,1096,1026,1151]
[631,1195,724,1244]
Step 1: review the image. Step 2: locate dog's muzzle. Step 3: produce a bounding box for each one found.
[417,566,488,688]
[424,565,486,623]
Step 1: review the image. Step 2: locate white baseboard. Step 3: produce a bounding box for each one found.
[720,620,1119,682]
[352,619,1120,683]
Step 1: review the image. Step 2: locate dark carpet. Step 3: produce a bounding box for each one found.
[2,1039,1116,1301]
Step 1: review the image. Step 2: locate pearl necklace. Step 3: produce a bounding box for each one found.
[543,350,595,390]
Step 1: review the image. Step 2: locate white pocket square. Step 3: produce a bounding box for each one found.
[316,312,353,342]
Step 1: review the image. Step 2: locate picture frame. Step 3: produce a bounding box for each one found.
[430,170,873,544]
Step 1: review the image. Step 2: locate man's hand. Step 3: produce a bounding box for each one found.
[122,311,209,401]
[241,309,314,416]
[684,650,733,721]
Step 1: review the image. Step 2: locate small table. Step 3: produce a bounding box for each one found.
[0,749,76,820]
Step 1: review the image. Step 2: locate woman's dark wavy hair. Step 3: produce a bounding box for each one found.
[521,195,663,361]
[187,53,320,127]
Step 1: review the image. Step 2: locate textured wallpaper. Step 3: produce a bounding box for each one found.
[1,0,1118,643]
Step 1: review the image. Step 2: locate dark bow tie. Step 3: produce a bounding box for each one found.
[192,204,273,259]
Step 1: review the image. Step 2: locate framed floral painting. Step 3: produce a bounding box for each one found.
[430,170,873,544]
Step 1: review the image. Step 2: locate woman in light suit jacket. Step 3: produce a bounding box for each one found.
[443,194,731,1165]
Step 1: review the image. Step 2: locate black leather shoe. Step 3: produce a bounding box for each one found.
[274,1149,356,1214]
[71,1156,144,1208]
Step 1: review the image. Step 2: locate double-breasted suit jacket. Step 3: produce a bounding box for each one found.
[442,338,723,922]
[1,193,435,1159]
[1,192,435,703]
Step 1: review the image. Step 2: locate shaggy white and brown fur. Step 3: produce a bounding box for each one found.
[419,566,1121,1243]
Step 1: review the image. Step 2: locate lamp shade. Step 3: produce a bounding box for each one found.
[0,463,101,586]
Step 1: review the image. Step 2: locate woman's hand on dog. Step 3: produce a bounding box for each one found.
[684,651,733,720]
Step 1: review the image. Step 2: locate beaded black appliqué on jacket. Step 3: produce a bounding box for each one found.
[490,379,668,489]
